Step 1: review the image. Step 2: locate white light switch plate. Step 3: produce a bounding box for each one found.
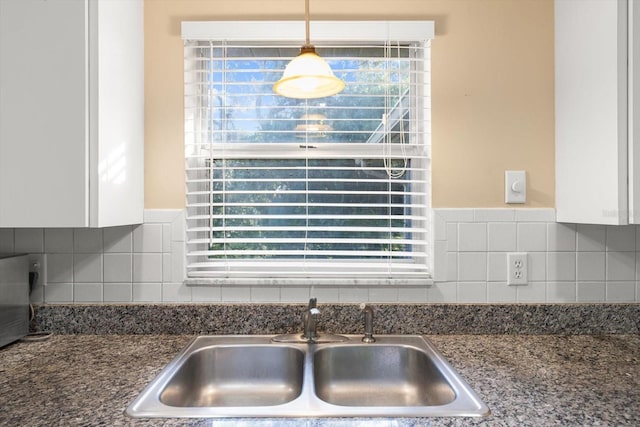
[505,170,526,204]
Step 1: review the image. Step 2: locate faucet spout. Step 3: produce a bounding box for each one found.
[302,298,320,342]
[360,303,376,343]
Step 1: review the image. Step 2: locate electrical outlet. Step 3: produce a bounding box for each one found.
[507,252,527,285]
[28,254,46,288]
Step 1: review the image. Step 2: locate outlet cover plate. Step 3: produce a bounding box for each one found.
[507,252,527,285]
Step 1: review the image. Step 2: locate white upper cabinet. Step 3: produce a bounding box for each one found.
[0,0,143,228]
[555,0,639,225]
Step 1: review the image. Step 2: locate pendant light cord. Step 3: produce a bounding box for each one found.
[305,0,311,47]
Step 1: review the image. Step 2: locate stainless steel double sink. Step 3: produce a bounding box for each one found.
[126,335,490,418]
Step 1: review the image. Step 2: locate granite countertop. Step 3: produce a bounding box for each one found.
[0,334,638,426]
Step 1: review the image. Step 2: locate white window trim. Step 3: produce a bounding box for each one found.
[181,21,434,43]
[182,20,434,287]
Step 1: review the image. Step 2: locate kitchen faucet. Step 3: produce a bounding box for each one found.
[360,303,376,343]
[271,297,348,343]
[302,298,320,342]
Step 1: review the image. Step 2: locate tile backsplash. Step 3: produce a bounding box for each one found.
[433,208,639,303]
[0,208,638,304]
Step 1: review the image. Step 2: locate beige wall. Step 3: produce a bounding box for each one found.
[144,0,555,209]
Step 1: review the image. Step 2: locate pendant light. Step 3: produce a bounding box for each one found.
[273,0,345,99]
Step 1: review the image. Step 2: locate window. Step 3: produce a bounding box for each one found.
[183,21,433,284]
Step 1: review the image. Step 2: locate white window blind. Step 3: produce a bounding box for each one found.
[183,21,433,284]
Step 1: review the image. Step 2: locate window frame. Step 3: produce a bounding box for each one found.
[182,20,434,286]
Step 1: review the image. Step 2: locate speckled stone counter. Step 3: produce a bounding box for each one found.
[31,303,640,335]
[1,334,638,426]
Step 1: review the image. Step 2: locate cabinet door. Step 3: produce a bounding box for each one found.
[630,0,640,224]
[0,0,89,227]
[89,0,144,227]
[555,0,628,225]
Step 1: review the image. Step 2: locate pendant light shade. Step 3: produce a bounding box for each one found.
[273,0,345,99]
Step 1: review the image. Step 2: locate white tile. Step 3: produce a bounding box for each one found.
[133,224,163,253]
[103,283,132,302]
[427,282,457,302]
[162,224,172,252]
[368,287,399,302]
[74,283,103,302]
[458,223,487,251]
[74,229,103,253]
[474,208,515,222]
[456,282,487,303]
[221,286,251,302]
[606,281,636,302]
[433,240,447,282]
[171,210,186,242]
[339,287,369,303]
[528,252,546,281]
[44,283,73,303]
[0,229,14,252]
[15,228,44,252]
[103,226,133,253]
[163,253,172,282]
[310,287,340,303]
[606,225,636,252]
[191,286,222,302]
[446,253,458,282]
[434,212,447,241]
[514,208,556,222]
[547,223,576,251]
[487,282,517,303]
[547,282,576,302]
[171,241,185,282]
[517,223,547,251]
[251,286,281,302]
[162,282,192,302]
[74,253,103,283]
[488,253,507,282]
[576,252,605,281]
[143,209,182,223]
[47,254,74,283]
[516,282,546,303]
[132,253,163,283]
[606,251,636,281]
[488,223,516,252]
[546,252,576,281]
[446,223,457,251]
[103,253,132,283]
[577,282,606,302]
[457,253,487,281]
[280,286,316,304]
[433,208,474,222]
[44,229,73,253]
[398,287,428,302]
[576,224,606,251]
[133,283,162,302]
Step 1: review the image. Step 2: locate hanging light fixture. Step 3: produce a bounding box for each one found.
[273,0,345,99]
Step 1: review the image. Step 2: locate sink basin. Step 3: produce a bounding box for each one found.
[160,345,304,407]
[126,335,489,418]
[313,345,455,407]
